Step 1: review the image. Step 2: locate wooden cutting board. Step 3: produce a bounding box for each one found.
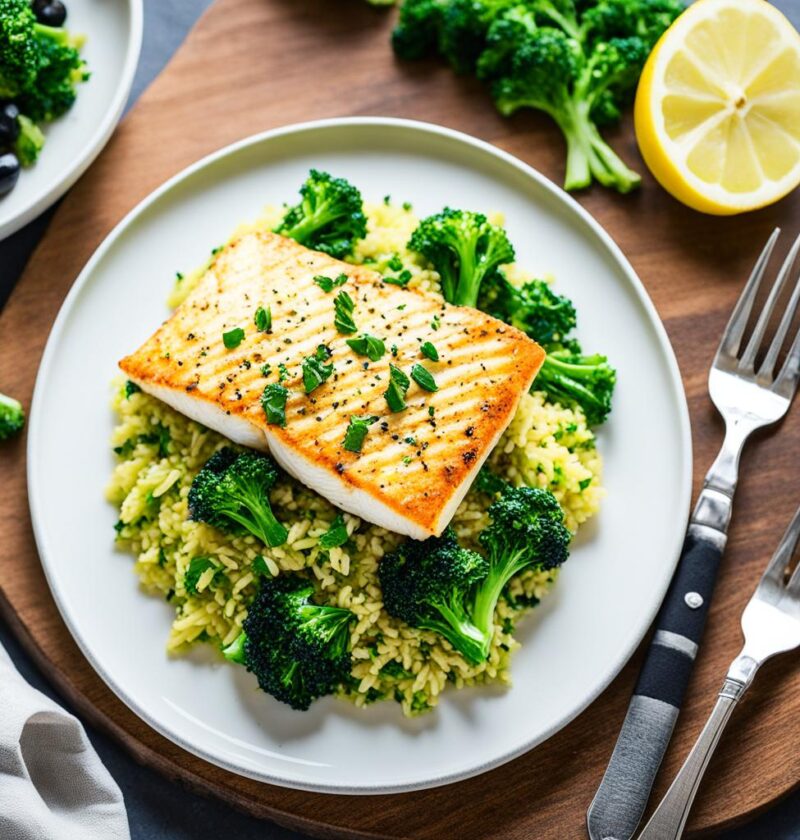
[2,0,800,836]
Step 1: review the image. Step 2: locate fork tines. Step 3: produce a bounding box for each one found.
[715,229,800,396]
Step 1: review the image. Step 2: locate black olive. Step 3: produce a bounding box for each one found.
[0,102,20,145]
[33,1,67,27]
[0,153,20,197]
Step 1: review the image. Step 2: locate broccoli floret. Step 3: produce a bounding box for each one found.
[479,274,576,344]
[438,0,512,75]
[223,575,354,710]
[492,27,643,192]
[274,169,367,259]
[0,0,40,97]
[476,4,538,81]
[470,485,570,642]
[407,207,514,307]
[477,0,581,82]
[581,0,681,47]
[534,345,616,425]
[489,4,682,192]
[18,25,86,122]
[0,391,24,439]
[188,447,288,547]
[14,113,43,165]
[473,465,510,497]
[379,527,490,664]
[392,0,446,58]
[0,1,87,117]
[381,491,570,664]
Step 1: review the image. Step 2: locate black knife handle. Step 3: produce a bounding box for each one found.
[587,526,724,840]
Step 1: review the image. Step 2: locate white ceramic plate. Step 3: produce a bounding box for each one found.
[28,118,692,794]
[0,0,143,239]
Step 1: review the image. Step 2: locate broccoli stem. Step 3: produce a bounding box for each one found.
[557,99,641,194]
[225,486,288,548]
[470,548,528,642]
[454,233,482,307]
[32,22,70,44]
[222,632,246,664]
[421,606,489,665]
[14,115,44,167]
[537,354,603,404]
[281,198,336,244]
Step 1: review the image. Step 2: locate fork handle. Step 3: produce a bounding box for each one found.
[587,527,724,840]
[637,678,746,840]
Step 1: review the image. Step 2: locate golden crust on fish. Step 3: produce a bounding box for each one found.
[120,232,544,539]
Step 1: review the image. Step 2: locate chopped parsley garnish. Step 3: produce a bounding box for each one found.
[223,327,245,349]
[383,269,412,288]
[411,363,438,392]
[124,380,141,399]
[428,405,435,417]
[384,364,410,412]
[254,306,272,332]
[260,363,271,377]
[385,380,406,412]
[579,477,592,491]
[346,333,385,362]
[334,290,357,334]
[387,254,403,271]
[278,363,289,382]
[390,364,410,390]
[251,556,271,577]
[302,346,334,393]
[319,513,349,549]
[184,557,220,595]
[431,315,441,331]
[314,273,348,293]
[420,341,439,361]
[261,383,288,426]
[343,415,378,453]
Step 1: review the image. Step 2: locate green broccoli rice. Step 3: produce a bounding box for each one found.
[107,202,603,716]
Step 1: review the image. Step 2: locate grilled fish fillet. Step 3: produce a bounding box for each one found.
[120,231,544,540]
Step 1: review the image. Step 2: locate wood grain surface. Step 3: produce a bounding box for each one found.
[2,0,800,837]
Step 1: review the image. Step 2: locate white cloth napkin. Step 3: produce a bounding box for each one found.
[0,643,130,840]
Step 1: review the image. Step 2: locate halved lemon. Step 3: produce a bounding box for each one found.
[635,0,800,215]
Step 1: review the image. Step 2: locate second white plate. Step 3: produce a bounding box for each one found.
[28,117,692,793]
[0,0,142,239]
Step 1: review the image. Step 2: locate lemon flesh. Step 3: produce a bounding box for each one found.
[635,0,800,214]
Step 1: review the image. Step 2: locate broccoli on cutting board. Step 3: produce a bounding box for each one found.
[0,391,24,440]
[392,0,684,192]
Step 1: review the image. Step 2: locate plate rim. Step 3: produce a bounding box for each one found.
[0,0,144,240]
[27,116,693,794]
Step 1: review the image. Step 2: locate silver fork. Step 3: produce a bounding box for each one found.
[639,504,800,839]
[588,229,800,840]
